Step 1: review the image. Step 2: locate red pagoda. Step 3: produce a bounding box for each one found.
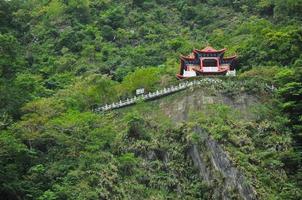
[176,46,237,79]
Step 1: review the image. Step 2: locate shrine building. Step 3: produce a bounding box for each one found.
[176,46,237,79]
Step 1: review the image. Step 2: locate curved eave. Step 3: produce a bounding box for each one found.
[180,55,196,61]
[223,55,237,60]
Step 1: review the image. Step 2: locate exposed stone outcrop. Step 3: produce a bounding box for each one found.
[188,127,257,200]
[159,85,258,122]
[118,82,266,199]
[155,87,260,199]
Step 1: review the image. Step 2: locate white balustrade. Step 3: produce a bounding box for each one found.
[94,78,227,112]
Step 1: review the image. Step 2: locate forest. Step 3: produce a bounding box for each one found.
[0,0,302,199]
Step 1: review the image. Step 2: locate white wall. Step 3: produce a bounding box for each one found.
[203,67,218,72]
[183,71,197,77]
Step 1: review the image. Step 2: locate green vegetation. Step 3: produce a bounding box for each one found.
[191,103,298,199]
[0,0,302,199]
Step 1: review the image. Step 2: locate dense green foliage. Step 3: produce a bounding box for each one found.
[1,0,302,199]
[192,103,298,199]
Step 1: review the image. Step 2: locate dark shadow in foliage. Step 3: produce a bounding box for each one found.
[124,112,151,141]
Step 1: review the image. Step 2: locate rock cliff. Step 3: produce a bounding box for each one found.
[151,85,260,199]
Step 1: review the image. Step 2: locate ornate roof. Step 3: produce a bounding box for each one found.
[179,46,236,62]
[180,53,196,60]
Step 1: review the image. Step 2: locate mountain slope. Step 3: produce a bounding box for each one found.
[1,1,302,199]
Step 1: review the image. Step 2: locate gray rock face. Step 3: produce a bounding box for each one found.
[188,127,257,200]
[188,143,211,183]
[159,86,258,122]
[156,87,259,199]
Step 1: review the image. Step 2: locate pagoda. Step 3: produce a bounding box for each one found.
[176,46,237,79]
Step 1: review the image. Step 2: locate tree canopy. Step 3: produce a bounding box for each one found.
[0,0,302,199]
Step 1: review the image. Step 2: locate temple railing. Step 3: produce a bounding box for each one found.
[93,78,276,113]
[93,78,223,112]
